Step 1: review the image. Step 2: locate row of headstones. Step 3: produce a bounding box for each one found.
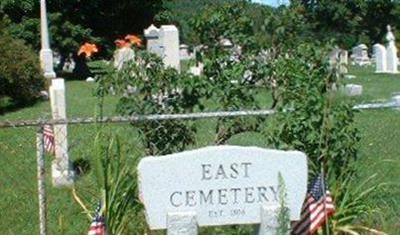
[145,24,399,78]
[352,25,399,74]
[57,24,399,78]
[144,24,237,77]
[145,28,363,96]
[373,42,398,73]
[328,49,364,96]
[53,25,189,75]
[114,24,197,74]
[353,43,399,74]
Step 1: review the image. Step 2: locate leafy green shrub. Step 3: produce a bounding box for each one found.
[191,0,268,145]
[95,51,208,155]
[265,43,359,178]
[261,43,387,233]
[0,30,45,112]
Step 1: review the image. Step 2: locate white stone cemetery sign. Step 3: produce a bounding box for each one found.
[138,146,308,230]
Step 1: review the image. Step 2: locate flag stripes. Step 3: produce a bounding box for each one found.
[292,174,335,235]
[43,125,55,154]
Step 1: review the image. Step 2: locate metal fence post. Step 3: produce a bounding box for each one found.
[36,126,47,235]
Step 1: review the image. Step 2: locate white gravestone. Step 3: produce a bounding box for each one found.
[385,25,398,74]
[373,44,387,73]
[86,77,95,82]
[220,38,233,48]
[62,54,76,73]
[144,24,163,57]
[49,79,74,186]
[329,48,348,73]
[138,146,308,232]
[344,84,363,96]
[339,50,348,74]
[180,44,190,60]
[160,25,181,71]
[328,48,340,65]
[351,44,370,66]
[189,63,204,76]
[113,47,135,70]
[145,24,181,71]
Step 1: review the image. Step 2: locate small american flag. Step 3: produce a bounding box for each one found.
[292,174,335,235]
[88,202,107,235]
[43,125,55,154]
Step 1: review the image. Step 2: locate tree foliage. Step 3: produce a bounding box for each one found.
[155,0,230,44]
[297,0,398,47]
[0,23,45,112]
[265,43,359,177]
[95,51,208,155]
[1,0,162,56]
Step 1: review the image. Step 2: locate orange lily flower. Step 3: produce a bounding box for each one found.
[78,43,99,58]
[115,39,130,48]
[125,34,142,47]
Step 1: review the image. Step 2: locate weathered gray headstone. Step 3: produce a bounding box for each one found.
[328,48,340,65]
[138,146,308,231]
[144,24,162,56]
[160,25,180,71]
[220,38,233,48]
[339,50,348,74]
[329,48,348,74]
[144,24,181,71]
[351,44,370,66]
[62,54,75,73]
[113,47,135,70]
[257,205,280,235]
[189,63,204,76]
[179,44,191,61]
[344,84,363,96]
[167,212,198,235]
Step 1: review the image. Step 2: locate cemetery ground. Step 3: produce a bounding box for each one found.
[0,66,399,234]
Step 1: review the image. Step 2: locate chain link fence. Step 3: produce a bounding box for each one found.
[0,110,278,234]
[0,98,399,234]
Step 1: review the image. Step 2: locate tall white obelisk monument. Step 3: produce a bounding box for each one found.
[40,0,74,186]
[39,0,56,79]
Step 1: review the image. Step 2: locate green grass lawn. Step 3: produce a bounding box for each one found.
[0,66,399,234]
[346,66,400,233]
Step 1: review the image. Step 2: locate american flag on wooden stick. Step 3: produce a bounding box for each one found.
[292,174,335,235]
[43,125,55,154]
[88,202,107,235]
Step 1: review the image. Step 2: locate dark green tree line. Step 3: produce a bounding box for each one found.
[1,0,162,56]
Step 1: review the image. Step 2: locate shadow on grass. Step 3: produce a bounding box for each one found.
[0,98,44,116]
[72,158,91,177]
